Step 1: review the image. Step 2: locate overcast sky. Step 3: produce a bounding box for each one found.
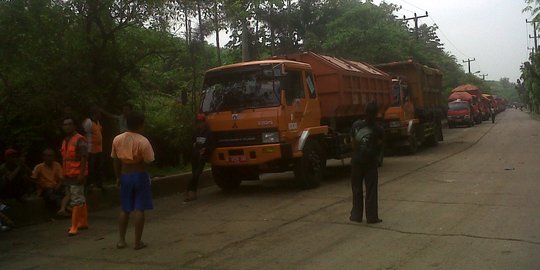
[207,0,532,82]
[377,0,532,82]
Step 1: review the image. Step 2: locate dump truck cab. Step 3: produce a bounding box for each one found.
[200,59,328,189]
[376,61,444,153]
[447,99,473,128]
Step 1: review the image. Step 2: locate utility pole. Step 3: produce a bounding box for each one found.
[481,74,488,80]
[462,58,476,74]
[403,11,429,40]
[527,19,538,53]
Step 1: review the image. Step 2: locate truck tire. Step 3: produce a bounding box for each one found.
[212,166,242,190]
[426,123,443,147]
[407,129,418,154]
[294,140,324,189]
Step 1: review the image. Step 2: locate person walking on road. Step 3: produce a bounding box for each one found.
[111,111,155,250]
[349,102,384,224]
[184,114,214,202]
[491,105,496,124]
[83,107,105,191]
[61,117,89,236]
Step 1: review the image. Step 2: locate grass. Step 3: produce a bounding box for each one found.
[147,164,192,178]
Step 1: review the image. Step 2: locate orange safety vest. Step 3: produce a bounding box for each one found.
[61,133,88,177]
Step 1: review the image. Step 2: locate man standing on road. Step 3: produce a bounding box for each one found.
[349,102,384,224]
[61,117,89,236]
[491,105,496,124]
[111,111,155,250]
[184,114,214,202]
[83,107,105,191]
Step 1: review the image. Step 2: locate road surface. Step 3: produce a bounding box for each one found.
[1,109,539,270]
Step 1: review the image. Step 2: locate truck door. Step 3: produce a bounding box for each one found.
[282,70,306,132]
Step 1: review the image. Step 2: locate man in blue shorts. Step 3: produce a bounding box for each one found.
[111,111,155,250]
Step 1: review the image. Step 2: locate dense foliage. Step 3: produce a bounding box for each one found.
[520,0,540,112]
[0,0,516,169]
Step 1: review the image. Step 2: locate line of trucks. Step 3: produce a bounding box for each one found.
[198,51,444,189]
[447,84,507,128]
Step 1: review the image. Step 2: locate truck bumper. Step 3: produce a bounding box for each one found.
[211,143,293,167]
[385,126,409,140]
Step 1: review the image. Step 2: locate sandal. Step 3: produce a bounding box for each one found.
[116,242,127,249]
[57,210,70,217]
[183,191,197,202]
[134,242,147,250]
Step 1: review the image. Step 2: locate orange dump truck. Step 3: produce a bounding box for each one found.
[199,52,391,189]
[375,61,444,153]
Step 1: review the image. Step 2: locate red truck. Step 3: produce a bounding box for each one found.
[451,84,483,124]
[199,52,391,189]
[447,91,474,128]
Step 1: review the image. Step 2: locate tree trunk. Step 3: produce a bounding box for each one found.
[197,1,204,41]
[214,0,221,65]
[241,20,250,61]
[270,4,275,56]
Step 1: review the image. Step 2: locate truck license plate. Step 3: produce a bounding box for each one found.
[228,156,247,164]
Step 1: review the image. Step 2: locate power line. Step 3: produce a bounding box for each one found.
[391,0,478,71]
[526,19,538,53]
[462,58,476,74]
[399,0,427,12]
[401,11,428,41]
[429,18,469,59]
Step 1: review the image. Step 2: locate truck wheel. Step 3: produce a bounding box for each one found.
[426,124,442,146]
[294,140,324,189]
[212,166,242,190]
[407,130,418,154]
[436,121,444,141]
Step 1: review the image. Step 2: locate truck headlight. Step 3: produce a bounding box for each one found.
[389,121,401,128]
[262,132,279,143]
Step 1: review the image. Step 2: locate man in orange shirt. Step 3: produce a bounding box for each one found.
[83,107,105,191]
[31,148,69,215]
[112,111,154,250]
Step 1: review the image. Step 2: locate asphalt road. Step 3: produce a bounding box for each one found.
[1,109,539,270]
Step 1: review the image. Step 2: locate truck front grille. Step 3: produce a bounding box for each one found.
[214,128,278,147]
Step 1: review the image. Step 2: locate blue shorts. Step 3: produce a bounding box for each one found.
[120,172,153,212]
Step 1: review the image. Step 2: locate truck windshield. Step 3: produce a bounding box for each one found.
[201,65,281,113]
[449,102,469,110]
